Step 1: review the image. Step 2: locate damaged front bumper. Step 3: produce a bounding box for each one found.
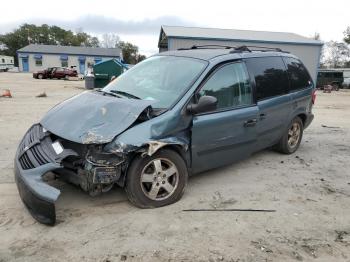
[14,161,60,225]
[14,124,76,225]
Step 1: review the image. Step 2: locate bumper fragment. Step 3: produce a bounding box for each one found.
[14,124,78,225]
[15,160,61,225]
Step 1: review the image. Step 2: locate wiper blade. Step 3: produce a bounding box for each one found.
[110,90,141,99]
[96,89,120,97]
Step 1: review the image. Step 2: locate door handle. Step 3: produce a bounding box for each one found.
[244,119,257,127]
[259,113,267,120]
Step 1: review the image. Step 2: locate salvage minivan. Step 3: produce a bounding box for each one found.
[14,46,315,225]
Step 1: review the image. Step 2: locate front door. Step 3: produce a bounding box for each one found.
[79,61,85,74]
[191,62,258,174]
[22,58,29,72]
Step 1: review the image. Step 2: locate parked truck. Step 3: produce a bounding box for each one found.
[0,55,14,72]
[316,69,344,89]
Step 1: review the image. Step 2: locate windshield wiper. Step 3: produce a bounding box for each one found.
[96,89,122,98]
[110,90,141,99]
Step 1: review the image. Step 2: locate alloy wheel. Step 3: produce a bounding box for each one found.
[140,158,179,201]
[288,122,301,148]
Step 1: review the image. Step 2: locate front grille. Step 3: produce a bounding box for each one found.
[18,124,53,170]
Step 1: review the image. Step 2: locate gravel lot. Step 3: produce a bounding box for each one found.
[0,72,350,262]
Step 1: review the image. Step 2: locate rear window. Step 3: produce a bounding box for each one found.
[283,57,312,91]
[245,57,289,101]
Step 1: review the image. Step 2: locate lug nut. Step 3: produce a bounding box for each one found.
[162,181,165,184]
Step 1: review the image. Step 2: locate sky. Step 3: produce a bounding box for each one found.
[1,0,349,56]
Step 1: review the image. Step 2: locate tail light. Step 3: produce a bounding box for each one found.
[311,89,316,104]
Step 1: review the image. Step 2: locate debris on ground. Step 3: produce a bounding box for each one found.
[292,251,304,261]
[210,191,237,209]
[335,230,350,244]
[295,155,310,166]
[36,92,47,98]
[183,209,276,212]
[251,239,273,253]
[1,89,12,98]
[321,125,340,129]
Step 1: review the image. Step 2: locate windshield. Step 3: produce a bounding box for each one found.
[103,56,207,108]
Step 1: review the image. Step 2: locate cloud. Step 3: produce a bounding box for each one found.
[0,15,195,35]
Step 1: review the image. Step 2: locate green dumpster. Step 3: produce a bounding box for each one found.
[93,59,128,88]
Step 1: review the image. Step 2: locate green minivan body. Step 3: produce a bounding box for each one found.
[14,46,315,225]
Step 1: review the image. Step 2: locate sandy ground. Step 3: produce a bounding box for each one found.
[0,72,349,262]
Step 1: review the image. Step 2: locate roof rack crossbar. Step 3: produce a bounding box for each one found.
[177,44,288,53]
[230,45,287,53]
[178,44,235,50]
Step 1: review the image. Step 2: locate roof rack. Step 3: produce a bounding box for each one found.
[177,44,288,53]
[229,45,288,53]
[178,44,235,50]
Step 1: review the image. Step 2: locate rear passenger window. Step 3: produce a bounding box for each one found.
[199,62,252,110]
[283,57,312,91]
[246,57,289,101]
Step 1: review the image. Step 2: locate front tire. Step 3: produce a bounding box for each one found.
[37,74,43,79]
[125,149,188,208]
[275,117,303,154]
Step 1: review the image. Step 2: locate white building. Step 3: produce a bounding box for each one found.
[17,44,122,73]
[158,26,323,82]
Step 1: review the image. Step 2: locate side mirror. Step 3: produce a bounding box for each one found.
[187,95,217,114]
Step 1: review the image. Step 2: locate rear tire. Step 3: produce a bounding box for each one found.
[125,149,188,208]
[275,117,303,154]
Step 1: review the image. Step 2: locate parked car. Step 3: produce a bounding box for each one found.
[33,67,77,79]
[342,78,350,89]
[14,46,315,225]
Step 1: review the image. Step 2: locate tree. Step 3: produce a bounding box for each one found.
[101,33,120,48]
[0,24,100,65]
[344,26,350,44]
[324,41,349,68]
[117,41,146,64]
[137,54,146,62]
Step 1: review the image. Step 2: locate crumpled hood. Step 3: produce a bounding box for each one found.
[40,91,153,144]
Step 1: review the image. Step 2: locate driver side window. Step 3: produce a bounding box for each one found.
[199,62,252,110]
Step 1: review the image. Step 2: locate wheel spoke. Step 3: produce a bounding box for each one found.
[153,159,163,173]
[163,165,177,178]
[288,129,294,136]
[141,173,154,183]
[162,182,174,193]
[148,184,160,200]
[288,138,293,145]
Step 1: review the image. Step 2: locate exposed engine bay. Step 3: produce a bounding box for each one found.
[52,137,126,197]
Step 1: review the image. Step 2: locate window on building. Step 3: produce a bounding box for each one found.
[10,59,13,63]
[61,60,68,67]
[198,62,252,110]
[1,58,4,63]
[283,57,312,91]
[246,57,289,101]
[35,59,42,66]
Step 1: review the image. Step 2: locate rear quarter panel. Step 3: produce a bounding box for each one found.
[288,87,313,125]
